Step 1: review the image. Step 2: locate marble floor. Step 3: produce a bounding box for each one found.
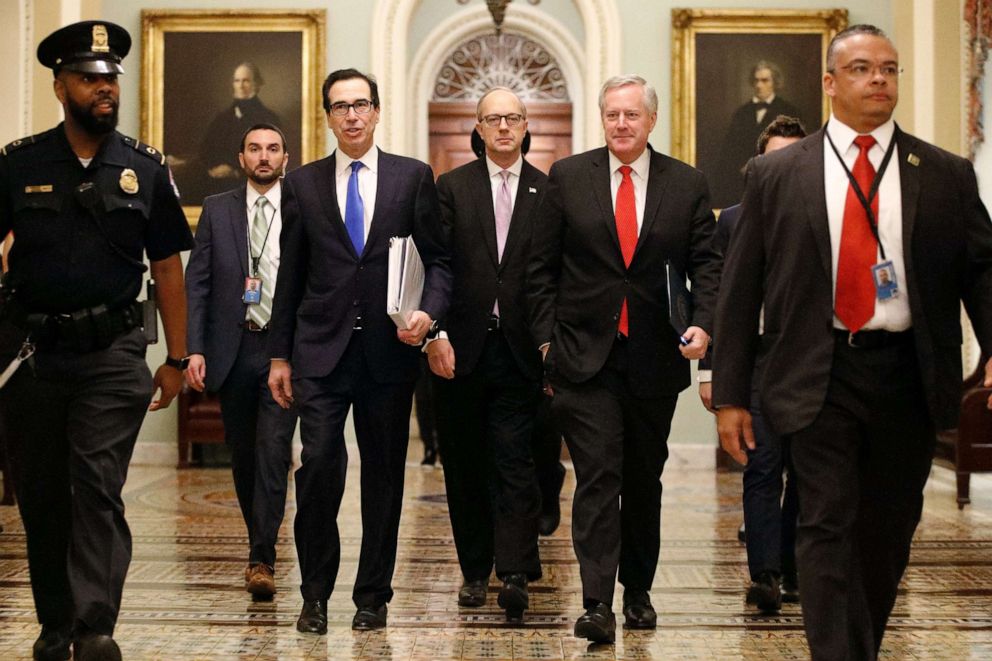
[0,443,990,660]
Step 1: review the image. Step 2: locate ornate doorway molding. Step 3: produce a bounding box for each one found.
[371,0,620,154]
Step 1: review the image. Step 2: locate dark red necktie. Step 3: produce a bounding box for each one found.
[835,135,878,333]
[615,165,637,336]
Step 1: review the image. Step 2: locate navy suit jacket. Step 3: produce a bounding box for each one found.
[268,149,452,383]
[186,185,257,391]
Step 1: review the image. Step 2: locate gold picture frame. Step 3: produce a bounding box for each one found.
[671,9,847,208]
[141,10,326,225]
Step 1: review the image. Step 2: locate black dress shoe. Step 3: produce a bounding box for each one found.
[746,571,782,614]
[352,603,387,631]
[296,599,328,634]
[574,602,616,643]
[622,589,657,629]
[72,633,121,661]
[458,578,488,607]
[781,573,800,604]
[421,446,438,466]
[737,521,746,543]
[32,625,71,661]
[497,574,529,622]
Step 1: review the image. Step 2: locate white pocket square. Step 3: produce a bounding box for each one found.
[529,187,537,193]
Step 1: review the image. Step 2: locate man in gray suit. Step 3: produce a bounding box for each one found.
[185,123,298,600]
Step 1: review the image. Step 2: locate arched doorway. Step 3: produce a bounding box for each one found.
[428,32,572,177]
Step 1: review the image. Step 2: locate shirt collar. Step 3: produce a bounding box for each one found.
[826,114,896,154]
[608,147,651,180]
[752,94,776,105]
[485,154,523,179]
[246,180,281,212]
[335,145,379,177]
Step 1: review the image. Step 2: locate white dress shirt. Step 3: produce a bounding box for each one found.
[753,93,775,125]
[334,146,379,243]
[486,154,522,211]
[824,115,910,331]
[608,147,651,233]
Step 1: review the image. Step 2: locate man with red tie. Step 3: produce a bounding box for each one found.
[715,25,992,660]
[528,74,721,643]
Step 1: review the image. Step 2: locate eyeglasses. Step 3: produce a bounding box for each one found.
[480,113,524,128]
[329,99,374,116]
[830,63,902,80]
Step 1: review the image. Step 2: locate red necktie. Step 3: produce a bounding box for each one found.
[615,165,637,336]
[835,135,878,333]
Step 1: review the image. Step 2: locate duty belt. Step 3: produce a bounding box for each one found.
[8,300,143,353]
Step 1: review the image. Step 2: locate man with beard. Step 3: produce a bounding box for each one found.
[184,123,298,601]
[0,21,193,661]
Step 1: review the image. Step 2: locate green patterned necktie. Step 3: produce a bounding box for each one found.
[248,196,274,327]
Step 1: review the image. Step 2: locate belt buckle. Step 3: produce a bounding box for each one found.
[847,331,858,348]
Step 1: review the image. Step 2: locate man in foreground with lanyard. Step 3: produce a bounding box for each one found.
[714,24,992,660]
[185,123,298,602]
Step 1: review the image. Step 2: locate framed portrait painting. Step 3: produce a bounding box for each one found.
[141,10,326,224]
[671,9,848,209]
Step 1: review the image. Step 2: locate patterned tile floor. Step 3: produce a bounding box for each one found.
[0,444,990,659]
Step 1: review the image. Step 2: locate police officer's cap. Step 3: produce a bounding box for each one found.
[37,21,131,75]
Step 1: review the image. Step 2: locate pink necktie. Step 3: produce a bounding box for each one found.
[493,170,512,316]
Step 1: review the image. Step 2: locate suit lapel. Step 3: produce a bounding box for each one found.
[312,153,358,259]
[499,160,541,271]
[589,148,620,252]
[225,188,249,278]
[472,160,499,268]
[365,150,398,259]
[633,149,668,261]
[895,126,921,260]
[802,130,832,281]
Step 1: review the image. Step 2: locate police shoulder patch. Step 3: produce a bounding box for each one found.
[123,135,167,166]
[1,129,53,156]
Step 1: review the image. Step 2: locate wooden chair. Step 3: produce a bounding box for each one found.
[934,354,992,508]
[176,386,225,468]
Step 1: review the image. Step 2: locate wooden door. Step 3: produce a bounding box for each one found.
[428,101,572,177]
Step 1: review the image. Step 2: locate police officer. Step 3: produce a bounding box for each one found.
[0,21,193,661]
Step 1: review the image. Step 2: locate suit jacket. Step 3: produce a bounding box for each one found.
[185,186,257,391]
[435,158,546,379]
[698,203,741,374]
[527,146,722,398]
[269,149,452,383]
[712,127,992,433]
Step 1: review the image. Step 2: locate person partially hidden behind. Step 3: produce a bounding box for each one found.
[0,20,193,661]
[715,25,992,660]
[700,114,807,614]
[184,123,298,603]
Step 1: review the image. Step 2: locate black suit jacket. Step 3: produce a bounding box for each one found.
[435,158,546,379]
[269,149,452,383]
[712,127,992,433]
[698,203,741,374]
[186,186,256,391]
[527,146,722,397]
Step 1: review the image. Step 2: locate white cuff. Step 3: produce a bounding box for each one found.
[696,369,712,383]
[422,330,449,353]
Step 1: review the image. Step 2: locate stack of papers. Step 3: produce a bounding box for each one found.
[387,235,425,329]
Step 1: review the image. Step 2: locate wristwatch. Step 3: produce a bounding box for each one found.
[165,355,190,370]
[425,319,441,340]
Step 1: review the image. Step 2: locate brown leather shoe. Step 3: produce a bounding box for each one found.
[245,563,276,599]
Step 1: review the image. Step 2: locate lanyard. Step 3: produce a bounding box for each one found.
[824,122,898,261]
[247,200,275,276]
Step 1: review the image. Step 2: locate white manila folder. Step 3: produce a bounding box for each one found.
[387,235,425,329]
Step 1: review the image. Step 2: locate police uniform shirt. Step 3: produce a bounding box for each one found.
[0,124,194,313]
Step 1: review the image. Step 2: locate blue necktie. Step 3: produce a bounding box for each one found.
[345,160,365,255]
